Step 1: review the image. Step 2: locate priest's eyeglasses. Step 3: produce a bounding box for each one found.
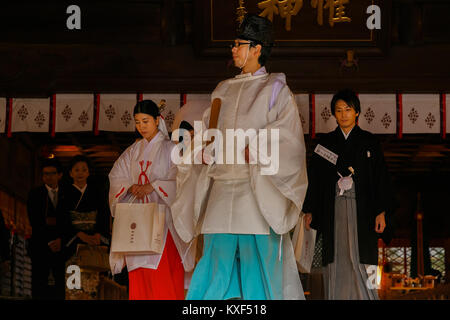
[230,41,253,49]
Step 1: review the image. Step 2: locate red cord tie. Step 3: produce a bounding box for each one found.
[138,160,152,203]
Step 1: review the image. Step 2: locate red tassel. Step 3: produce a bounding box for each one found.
[397,93,403,139]
[181,93,187,107]
[7,98,12,138]
[94,94,100,135]
[310,93,316,139]
[137,93,143,102]
[51,94,56,138]
[442,93,446,139]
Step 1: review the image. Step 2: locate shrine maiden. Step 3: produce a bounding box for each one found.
[108,100,194,300]
[302,89,394,300]
[171,15,308,300]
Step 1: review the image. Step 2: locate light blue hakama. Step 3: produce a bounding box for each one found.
[186,229,283,300]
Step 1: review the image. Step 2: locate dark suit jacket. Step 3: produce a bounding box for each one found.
[303,126,394,266]
[27,185,65,259]
[0,210,10,262]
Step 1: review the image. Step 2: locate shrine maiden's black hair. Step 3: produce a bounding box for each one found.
[69,155,92,172]
[133,99,160,119]
[237,14,274,67]
[330,89,361,118]
[41,158,63,173]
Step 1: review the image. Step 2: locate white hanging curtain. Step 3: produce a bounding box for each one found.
[314,94,336,134]
[98,94,137,132]
[402,94,440,134]
[11,98,50,133]
[445,93,449,134]
[55,94,94,132]
[359,94,397,134]
[295,93,310,135]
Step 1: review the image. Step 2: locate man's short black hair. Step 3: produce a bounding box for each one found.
[330,89,361,116]
[41,158,62,173]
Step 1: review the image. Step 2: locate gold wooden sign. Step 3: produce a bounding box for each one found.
[194,0,390,57]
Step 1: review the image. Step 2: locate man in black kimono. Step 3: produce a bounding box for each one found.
[0,210,11,289]
[27,158,66,300]
[303,89,394,299]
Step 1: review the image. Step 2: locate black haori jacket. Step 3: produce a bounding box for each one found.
[302,125,394,266]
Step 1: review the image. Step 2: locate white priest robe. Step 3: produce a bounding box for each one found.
[108,131,195,275]
[171,68,308,299]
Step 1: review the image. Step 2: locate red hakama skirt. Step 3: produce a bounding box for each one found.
[128,231,185,300]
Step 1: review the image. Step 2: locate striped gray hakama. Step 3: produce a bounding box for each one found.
[322,183,379,300]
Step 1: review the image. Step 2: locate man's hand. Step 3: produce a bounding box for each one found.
[48,238,61,252]
[375,212,386,233]
[304,213,312,231]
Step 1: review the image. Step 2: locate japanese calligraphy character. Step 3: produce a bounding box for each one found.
[311,0,351,27]
[278,0,303,31]
[258,0,279,22]
[236,0,248,24]
[258,0,303,31]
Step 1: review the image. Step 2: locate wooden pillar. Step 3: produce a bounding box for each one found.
[404,246,408,276]
[415,192,424,277]
[445,239,450,284]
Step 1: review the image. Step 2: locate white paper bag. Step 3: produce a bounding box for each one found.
[292,213,317,273]
[110,202,165,255]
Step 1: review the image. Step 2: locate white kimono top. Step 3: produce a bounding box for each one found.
[172,67,309,242]
[108,131,195,274]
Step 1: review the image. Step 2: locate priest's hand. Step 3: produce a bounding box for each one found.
[304,213,312,231]
[375,212,386,233]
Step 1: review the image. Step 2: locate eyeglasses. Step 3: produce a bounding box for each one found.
[43,172,58,176]
[230,41,252,49]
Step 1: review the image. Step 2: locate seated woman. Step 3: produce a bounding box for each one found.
[62,155,110,261]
